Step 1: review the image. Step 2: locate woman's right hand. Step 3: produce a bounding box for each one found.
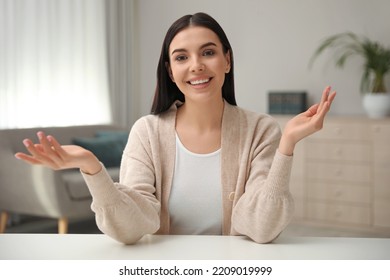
[15,131,102,175]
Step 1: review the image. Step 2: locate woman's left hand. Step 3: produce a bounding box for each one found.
[279,86,336,156]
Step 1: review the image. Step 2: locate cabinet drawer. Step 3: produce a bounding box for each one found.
[309,122,369,140]
[373,136,390,189]
[307,201,370,226]
[372,124,390,138]
[291,141,305,178]
[293,197,304,220]
[307,182,370,204]
[289,177,304,199]
[374,201,390,227]
[374,185,390,201]
[373,145,390,164]
[306,141,371,162]
[307,162,371,184]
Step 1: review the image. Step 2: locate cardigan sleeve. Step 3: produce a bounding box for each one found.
[231,119,295,244]
[81,118,160,244]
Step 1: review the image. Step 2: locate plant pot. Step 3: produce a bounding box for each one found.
[362,93,390,119]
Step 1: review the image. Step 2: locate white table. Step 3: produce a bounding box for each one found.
[0,234,389,260]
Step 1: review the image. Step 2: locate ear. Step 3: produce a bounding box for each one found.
[225,50,231,74]
[165,62,175,82]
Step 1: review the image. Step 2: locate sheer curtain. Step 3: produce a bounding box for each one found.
[0,0,112,128]
[105,0,137,128]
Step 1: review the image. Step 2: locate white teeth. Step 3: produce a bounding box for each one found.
[189,78,210,85]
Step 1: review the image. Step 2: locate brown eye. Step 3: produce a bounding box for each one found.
[175,55,187,61]
[203,50,215,56]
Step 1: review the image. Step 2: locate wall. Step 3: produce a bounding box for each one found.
[132,0,390,118]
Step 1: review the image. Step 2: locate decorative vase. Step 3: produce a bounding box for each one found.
[362,93,390,119]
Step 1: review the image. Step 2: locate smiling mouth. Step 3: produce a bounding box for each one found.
[187,78,212,85]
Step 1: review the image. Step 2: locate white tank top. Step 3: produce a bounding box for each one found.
[169,134,222,235]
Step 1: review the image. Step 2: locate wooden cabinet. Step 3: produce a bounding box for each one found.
[275,116,390,236]
[372,123,390,228]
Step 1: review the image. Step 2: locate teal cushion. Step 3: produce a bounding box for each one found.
[95,130,129,147]
[72,131,128,167]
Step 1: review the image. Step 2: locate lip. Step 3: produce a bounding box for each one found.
[186,76,213,86]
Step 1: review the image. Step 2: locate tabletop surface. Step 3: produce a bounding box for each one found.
[1,233,389,260]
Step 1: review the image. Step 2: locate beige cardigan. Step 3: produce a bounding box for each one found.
[82,101,294,244]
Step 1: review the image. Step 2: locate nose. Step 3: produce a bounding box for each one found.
[190,57,205,73]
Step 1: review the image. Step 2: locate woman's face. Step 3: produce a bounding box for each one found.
[168,26,231,104]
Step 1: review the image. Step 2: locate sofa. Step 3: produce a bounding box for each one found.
[0,125,128,233]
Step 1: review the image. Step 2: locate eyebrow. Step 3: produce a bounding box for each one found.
[171,42,218,56]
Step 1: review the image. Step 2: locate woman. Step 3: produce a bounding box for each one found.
[15,13,336,244]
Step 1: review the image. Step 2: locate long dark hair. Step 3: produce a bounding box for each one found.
[151,12,236,114]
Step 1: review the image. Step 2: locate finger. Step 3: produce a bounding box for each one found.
[22,139,39,156]
[37,132,64,166]
[18,140,44,162]
[47,135,67,159]
[319,90,337,115]
[37,131,55,154]
[22,138,57,167]
[302,104,320,117]
[317,86,331,112]
[15,152,43,165]
[328,91,337,106]
[314,91,337,126]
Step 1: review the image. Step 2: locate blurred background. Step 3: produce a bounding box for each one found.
[1,0,390,237]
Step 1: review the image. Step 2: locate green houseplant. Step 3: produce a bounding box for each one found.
[310,32,390,118]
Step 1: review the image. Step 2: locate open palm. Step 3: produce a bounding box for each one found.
[15,132,101,174]
[279,86,336,155]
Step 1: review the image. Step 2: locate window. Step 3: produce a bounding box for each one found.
[0,0,111,128]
